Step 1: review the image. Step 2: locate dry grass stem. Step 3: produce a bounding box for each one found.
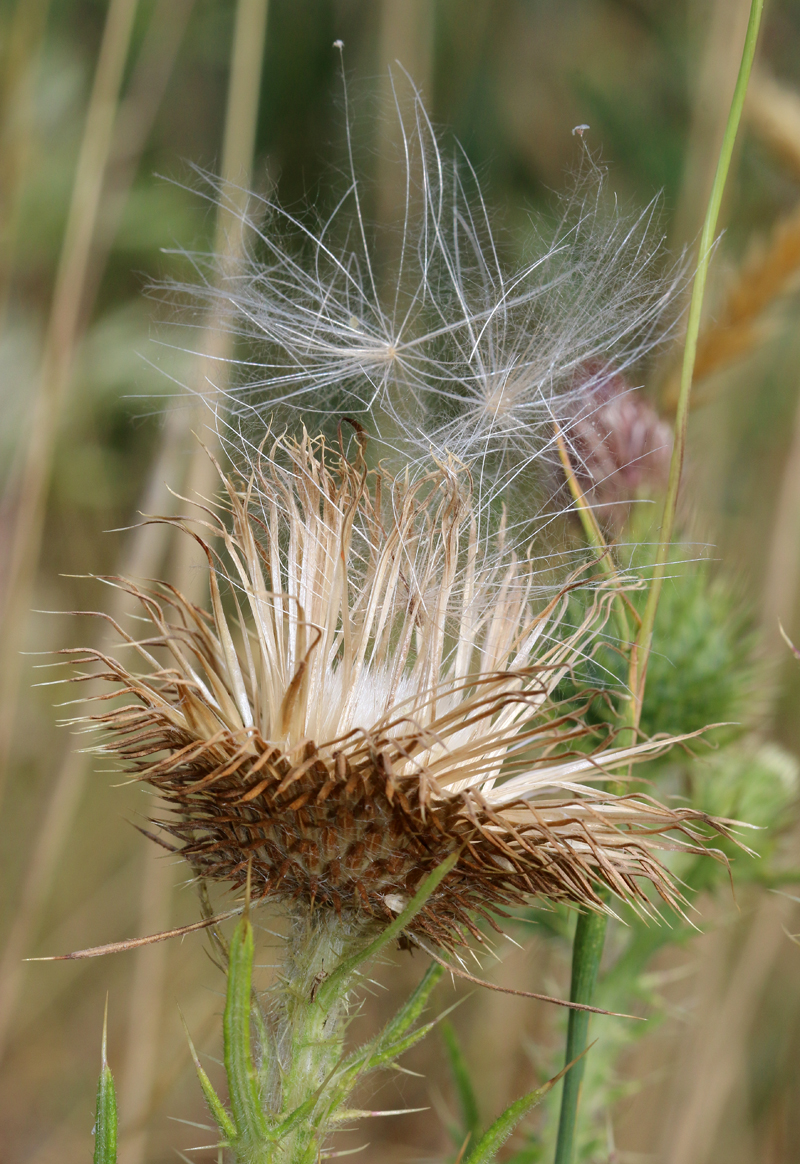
[171,0,270,598]
[662,202,800,411]
[760,380,800,665]
[0,0,53,325]
[113,5,269,1153]
[663,893,795,1164]
[0,0,141,799]
[117,849,173,1164]
[0,747,94,1062]
[375,0,434,254]
[0,0,200,1066]
[81,0,198,318]
[670,0,754,251]
[0,505,182,1065]
[0,406,197,1063]
[747,68,800,179]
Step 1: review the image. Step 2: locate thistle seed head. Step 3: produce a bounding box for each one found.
[66,435,733,947]
[163,81,682,505]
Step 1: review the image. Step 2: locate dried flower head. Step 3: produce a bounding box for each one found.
[61,79,730,959]
[66,433,731,949]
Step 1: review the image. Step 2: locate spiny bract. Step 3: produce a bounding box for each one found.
[66,432,732,948]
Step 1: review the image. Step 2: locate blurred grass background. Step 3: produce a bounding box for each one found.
[2,0,800,1160]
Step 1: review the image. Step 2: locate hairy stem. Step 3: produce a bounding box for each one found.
[211,865,456,1160]
[268,911,360,1159]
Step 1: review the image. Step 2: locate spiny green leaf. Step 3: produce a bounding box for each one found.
[311,1022,437,1134]
[223,917,272,1147]
[366,1021,436,1071]
[335,962,444,1087]
[316,852,459,1010]
[93,1003,118,1164]
[312,977,448,1133]
[330,964,445,1094]
[464,1072,563,1164]
[181,1012,236,1142]
[442,1021,481,1143]
[272,1094,320,1140]
[378,961,443,1048]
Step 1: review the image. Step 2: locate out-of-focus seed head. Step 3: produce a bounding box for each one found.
[563,362,673,531]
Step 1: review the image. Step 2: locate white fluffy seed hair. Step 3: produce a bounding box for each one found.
[158,65,683,516]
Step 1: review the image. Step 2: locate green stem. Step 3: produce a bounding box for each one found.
[553,6,764,1161]
[628,0,765,723]
[555,424,632,646]
[274,913,356,1136]
[212,859,457,1162]
[553,908,608,1164]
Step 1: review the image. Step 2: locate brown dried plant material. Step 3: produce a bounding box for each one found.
[747,70,800,183]
[63,435,733,948]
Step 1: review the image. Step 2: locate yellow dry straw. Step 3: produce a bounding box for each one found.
[114,5,269,1159]
[662,202,800,412]
[0,0,141,802]
[0,0,194,1069]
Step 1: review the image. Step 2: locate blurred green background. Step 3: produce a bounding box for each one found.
[2,0,800,1161]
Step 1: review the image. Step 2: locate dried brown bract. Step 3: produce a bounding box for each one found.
[65,434,731,948]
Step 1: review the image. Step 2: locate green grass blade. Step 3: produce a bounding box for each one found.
[93,1002,118,1164]
[365,1021,436,1071]
[630,0,765,719]
[442,1021,481,1143]
[553,908,608,1164]
[553,6,766,1163]
[223,916,272,1147]
[316,852,459,1010]
[93,1063,118,1164]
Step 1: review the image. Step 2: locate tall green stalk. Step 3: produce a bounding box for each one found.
[629,0,765,721]
[552,3,765,1160]
[553,901,608,1164]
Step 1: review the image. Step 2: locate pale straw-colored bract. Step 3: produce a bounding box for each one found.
[65,430,734,947]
